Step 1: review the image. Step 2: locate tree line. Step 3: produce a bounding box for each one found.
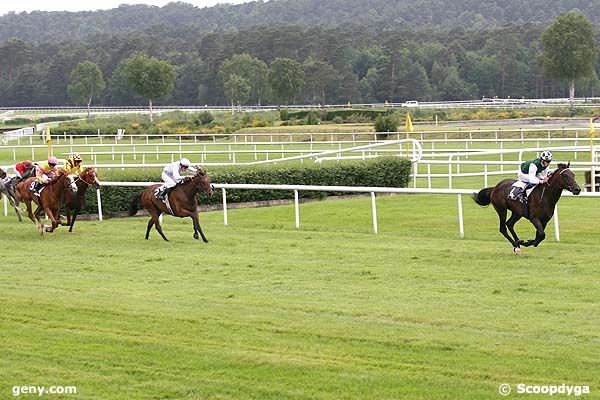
[0,11,598,107]
[2,0,600,44]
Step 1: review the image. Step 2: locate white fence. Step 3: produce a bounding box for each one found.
[3,182,586,241]
[2,98,600,115]
[1,127,35,144]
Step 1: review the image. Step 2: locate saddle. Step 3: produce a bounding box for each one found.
[510,181,537,199]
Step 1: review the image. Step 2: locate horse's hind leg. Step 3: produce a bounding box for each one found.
[506,212,523,246]
[145,218,154,239]
[494,207,518,249]
[149,210,168,241]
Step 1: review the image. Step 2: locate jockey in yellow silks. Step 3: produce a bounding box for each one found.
[64,153,84,175]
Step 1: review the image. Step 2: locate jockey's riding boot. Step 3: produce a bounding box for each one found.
[508,187,522,201]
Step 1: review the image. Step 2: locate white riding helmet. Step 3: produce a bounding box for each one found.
[540,151,553,162]
[180,158,191,167]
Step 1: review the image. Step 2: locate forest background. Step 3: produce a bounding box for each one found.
[1,0,600,107]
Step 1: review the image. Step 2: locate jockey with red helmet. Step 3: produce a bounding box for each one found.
[15,160,35,179]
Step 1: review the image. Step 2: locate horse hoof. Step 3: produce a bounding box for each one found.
[513,247,521,255]
[193,233,199,240]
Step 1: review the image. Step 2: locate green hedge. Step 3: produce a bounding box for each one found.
[285,109,389,121]
[82,157,411,215]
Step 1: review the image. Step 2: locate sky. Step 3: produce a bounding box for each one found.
[0,0,254,16]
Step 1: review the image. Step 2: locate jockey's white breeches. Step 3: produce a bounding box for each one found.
[162,172,178,188]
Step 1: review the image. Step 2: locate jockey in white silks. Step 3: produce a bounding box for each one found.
[156,158,197,200]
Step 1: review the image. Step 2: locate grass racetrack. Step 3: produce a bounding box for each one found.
[1,194,599,399]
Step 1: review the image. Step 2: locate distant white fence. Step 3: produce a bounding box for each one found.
[0,110,14,121]
[2,98,600,115]
[1,127,35,144]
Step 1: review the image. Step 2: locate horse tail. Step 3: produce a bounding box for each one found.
[128,193,142,216]
[472,187,493,207]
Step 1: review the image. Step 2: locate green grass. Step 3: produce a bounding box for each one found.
[1,195,599,399]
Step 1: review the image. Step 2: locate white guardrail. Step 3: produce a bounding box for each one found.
[5,182,596,242]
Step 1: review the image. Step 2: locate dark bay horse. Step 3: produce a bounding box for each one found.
[0,167,23,222]
[63,167,101,232]
[128,169,214,242]
[472,163,581,253]
[16,170,77,234]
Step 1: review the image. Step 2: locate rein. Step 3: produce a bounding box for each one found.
[543,167,570,199]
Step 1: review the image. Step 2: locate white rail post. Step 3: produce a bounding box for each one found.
[457,194,464,239]
[484,164,488,188]
[500,142,504,171]
[553,205,560,242]
[222,188,228,226]
[448,156,453,189]
[371,192,378,234]
[294,190,300,229]
[427,163,432,189]
[3,196,7,217]
[413,162,418,188]
[96,188,103,221]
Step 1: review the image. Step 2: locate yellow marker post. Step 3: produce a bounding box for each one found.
[45,127,53,158]
[405,113,414,139]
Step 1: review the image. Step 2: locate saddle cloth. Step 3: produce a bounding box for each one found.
[29,181,46,194]
[154,186,174,215]
[511,181,537,198]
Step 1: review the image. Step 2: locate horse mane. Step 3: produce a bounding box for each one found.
[195,167,206,176]
[47,168,69,185]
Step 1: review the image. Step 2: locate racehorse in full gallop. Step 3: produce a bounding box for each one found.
[0,167,23,222]
[472,163,581,253]
[63,167,101,232]
[128,168,214,242]
[16,169,77,234]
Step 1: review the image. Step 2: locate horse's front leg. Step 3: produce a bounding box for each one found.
[528,218,547,247]
[68,210,79,232]
[192,212,209,243]
[12,198,23,222]
[31,203,45,234]
[44,207,59,232]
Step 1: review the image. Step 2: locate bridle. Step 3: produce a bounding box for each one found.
[74,169,99,186]
[547,167,576,192]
